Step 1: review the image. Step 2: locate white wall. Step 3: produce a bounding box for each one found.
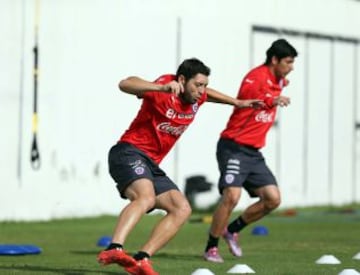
[1,0,360,220]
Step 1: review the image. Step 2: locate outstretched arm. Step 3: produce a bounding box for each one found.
[119,76,184,97]
[206,87,264,109]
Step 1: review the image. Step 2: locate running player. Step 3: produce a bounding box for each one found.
[97,58,263,274]
[203,39,298,263]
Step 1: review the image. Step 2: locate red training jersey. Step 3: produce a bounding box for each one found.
[120,74,207,164]
[221,65,287,149]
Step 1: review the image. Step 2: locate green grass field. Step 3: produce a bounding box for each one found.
[1,206,360,275]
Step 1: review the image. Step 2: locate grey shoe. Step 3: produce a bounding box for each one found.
[222,229,242,257]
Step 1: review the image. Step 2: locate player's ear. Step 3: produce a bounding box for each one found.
[271,56,279,65]
[178,75,186,85]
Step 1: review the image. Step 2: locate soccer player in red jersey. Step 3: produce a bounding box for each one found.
[203,39,298,263]
[97,58,263,275]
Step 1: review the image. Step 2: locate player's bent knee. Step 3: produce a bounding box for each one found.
[138,196,156,212]
[222,193,240,208]
[222,187,241,208]
[179,201,192,217]
[265,197,281,211]
[172,201,192,222]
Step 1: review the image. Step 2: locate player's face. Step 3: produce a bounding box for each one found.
[273,56,295,78]
[181,73,209,104]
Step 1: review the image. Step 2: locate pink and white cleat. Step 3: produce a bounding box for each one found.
[203,247,224,263]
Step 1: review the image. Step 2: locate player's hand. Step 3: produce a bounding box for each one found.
[273,96,290,107]
[234,99,265,109]
[163,81,184,96]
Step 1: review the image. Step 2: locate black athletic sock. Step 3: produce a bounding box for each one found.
[205,234,219,252]
[227,216,247,233]
[105,243,123,250]
[133,251,150,261]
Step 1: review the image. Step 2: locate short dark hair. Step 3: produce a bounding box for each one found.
[265,39,298,65]
[176,58,211,80]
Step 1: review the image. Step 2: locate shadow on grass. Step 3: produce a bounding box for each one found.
[0,265,125,275]
[155,251,203,262]
[70,250,100,255]
[70,250,204,262]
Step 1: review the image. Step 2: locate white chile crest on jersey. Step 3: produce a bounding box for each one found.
[192,103,199,113]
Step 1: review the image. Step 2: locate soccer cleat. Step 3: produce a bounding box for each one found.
[97,248,137,267]
[222,229,242,257]
[125,258,159,275]
[203,247,224,263]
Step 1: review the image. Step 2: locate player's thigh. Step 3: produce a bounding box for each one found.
[124,178,156,201]
[253,184,280,202]
[222,186,242,205]
[244,155,278,197]
[108,143,155,198]
[152,175,179,197]
[217,150,251,195]
[155,189,191,215]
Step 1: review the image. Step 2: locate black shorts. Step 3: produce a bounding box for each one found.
[108,142,179,199]
[216,138,277,197]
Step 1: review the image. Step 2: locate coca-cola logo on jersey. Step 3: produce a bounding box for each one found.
[255,110,274,123]
[157,122,188,136]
